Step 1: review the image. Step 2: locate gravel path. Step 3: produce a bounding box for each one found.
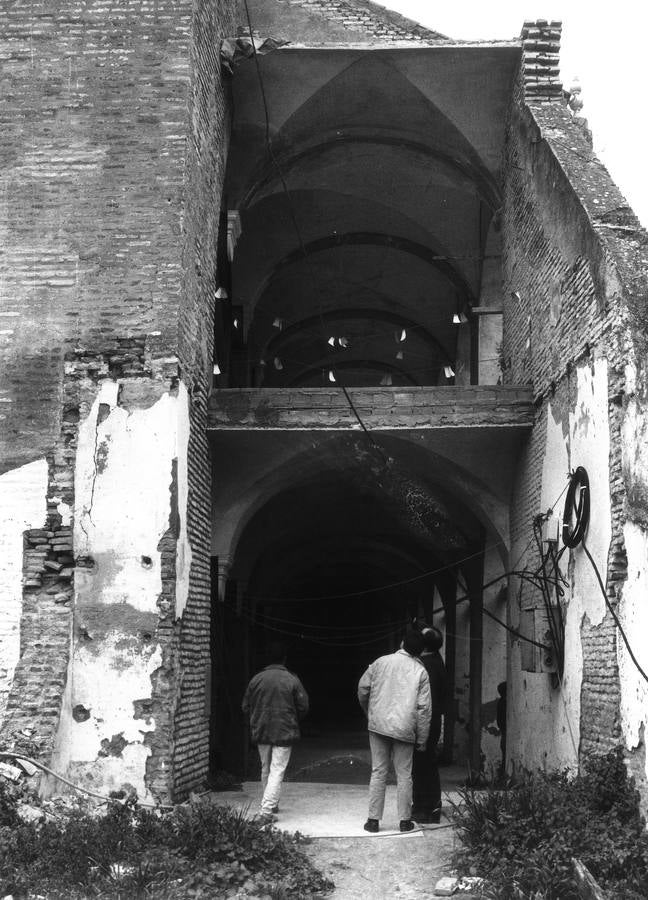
[303,825,458,899]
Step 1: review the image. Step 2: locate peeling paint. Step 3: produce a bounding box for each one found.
[56,381,186,800]
[0,459,48,716]
[619,521,648,788]
[74,386,179,612]
[509,358,611,775]
[569,359,611,629]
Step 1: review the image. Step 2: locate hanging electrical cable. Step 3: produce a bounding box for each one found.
[560,466,648,686]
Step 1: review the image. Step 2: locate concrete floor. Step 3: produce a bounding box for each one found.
[213,780,461,837]
[213,729,467,838]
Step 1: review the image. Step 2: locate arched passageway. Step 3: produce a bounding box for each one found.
[209,432,510,782]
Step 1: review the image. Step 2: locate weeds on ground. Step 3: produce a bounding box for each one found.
[0,788,333,899]
[451,748,648,900]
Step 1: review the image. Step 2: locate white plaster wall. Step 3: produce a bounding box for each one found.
[569,361,611,629]
[75,381,177,610]
[509,357,610,776]
[54,381,192,799]
[619,372,648,787]
[175,384,192,618]
[0,459,48,716]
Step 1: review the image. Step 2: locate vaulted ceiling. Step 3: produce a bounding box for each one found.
[224,44,519,387]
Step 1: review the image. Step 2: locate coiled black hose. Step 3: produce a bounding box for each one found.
[562,467,590,548]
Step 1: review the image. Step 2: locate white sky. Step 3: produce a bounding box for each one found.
[382,0,648,226]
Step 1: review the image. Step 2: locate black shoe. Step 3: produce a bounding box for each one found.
[363,818,379,833]
[416,807,442,824]
[399,819,416,832]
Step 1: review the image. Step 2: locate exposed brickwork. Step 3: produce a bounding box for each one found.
[0,0,193,476]
[501,49,648,763]
[274,0,447,42]
[208,385,535,430]
[521,20,562,102]
[0,379,79,757]
[171,0,236,800]
[0,0,237,799]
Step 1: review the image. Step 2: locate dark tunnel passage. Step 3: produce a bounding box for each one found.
[210,437,492,779]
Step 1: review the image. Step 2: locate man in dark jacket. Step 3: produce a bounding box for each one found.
[242,641,309,824]
[412,626,448,823]
[358,628,431,833]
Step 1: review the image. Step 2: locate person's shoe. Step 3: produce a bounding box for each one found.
[415,807,441,824]
[257,812,278,826]
[399,819,416,832]
[363,818,379,833]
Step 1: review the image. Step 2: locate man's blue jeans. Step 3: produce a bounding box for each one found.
[367,731,414,822]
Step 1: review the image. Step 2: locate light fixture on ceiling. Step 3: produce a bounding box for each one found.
[213,362,221,375]
[215,287,228,300]
[233,318,239,329]
[338,336,349,349]
[272,317,283,330]
[395,328,407,343]
[328,336,336,347]
[273,357,283,371]
[444,365,455,379]
[396,350,404,361]
[453,312,469,324]
[328,369,336,383]
[380,373,393,386]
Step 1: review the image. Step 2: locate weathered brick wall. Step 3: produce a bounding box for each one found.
[0,0,194,476]
[0,0,237,799]
[245,0,447,44]
[172,0,236,800]
[501,22,646,767]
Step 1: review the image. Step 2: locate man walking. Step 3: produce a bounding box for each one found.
[242,641,309,825]
[358,628,431,833]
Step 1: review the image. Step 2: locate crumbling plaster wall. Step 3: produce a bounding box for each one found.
[503,55,648,800]
[0,0,237,801]
[47,380,189,801]
[0,460,48,717]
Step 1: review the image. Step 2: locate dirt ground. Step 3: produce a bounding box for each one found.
[302,825,459,899]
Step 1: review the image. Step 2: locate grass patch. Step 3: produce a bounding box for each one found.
[0,789,333,899]
[451,748,648,899]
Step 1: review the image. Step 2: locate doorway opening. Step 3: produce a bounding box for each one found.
[208,437,504,785]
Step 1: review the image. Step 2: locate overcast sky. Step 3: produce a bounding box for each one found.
[382,1,648,226]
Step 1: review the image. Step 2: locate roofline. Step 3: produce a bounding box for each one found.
[265,40,523,51]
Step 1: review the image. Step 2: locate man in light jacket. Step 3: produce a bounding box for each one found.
[242,641,309,825]
[357,628,431,833]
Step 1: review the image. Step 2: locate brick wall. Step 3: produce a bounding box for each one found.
[245,0,447,44]
[501,22,648,764]
[0,0,194,476]
[0,0,237,798]
[171,0,236,799]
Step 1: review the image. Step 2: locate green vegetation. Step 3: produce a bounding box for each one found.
[0,786,333,899]
[452,748,648,899]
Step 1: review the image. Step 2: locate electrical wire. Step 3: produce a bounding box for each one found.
[0,752,174,810]
[243,544,495,604]
[242,0,389,462]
